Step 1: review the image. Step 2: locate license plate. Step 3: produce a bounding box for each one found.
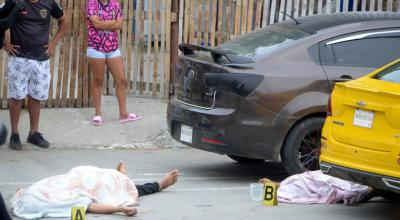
[180,125,193,143]
[353,109,374,128]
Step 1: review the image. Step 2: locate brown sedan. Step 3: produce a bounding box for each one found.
[167,12,400,175]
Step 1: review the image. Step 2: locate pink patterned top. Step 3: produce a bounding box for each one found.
[86,0,122,53]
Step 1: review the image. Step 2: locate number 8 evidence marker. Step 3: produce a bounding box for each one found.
[263,182,278,206]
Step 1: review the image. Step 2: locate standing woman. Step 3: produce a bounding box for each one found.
[86,0,141,125]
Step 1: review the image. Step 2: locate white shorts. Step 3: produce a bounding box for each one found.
[86,47,121,59]
[7,56,51,101]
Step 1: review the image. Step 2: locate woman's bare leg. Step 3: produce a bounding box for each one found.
[88,58,107,117]
[158,170,179,191]
[106,57,129,119]
[87,203,137,216]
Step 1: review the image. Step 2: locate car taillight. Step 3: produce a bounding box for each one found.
[327,95,332,116]
[201,137,226,145]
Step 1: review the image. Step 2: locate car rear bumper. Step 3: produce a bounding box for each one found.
[320,162,400,193]
[167,96,288,160]
[321,117,400,178]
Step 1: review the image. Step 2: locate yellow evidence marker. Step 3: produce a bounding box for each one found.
[263,182,278,206]
[71,207,86,220]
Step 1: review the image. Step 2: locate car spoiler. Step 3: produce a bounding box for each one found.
[178,43,255,69]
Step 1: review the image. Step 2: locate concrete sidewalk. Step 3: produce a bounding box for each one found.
[0,96,184,149]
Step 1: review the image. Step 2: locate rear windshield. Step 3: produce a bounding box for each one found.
[374,62,400,84]
[216,25,312,60]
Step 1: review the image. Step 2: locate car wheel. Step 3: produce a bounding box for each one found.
[281,117,325,175]
[227,155,265,164]
[381,190,400,202]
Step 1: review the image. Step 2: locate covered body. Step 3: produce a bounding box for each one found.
[11,166,139,219]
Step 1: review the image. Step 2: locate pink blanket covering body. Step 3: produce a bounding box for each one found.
[11,166,139,219]
[277,171,370,205]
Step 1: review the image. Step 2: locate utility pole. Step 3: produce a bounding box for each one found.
[169,0,180,97]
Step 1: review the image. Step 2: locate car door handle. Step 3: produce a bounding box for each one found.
[333,75,353,83]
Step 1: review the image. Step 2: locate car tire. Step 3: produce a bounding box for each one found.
[227,155,265,164]
[381,190,400,202]
[281,117,325,175]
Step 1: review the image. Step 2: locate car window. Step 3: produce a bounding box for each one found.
[331,37,400,67]
[374,62,400,84]
[216,25,312,60]
[320,30,400,68]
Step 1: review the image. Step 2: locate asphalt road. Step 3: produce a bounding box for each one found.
[0,148,399,220]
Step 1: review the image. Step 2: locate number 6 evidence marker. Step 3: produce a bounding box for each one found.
[263,182,278,206]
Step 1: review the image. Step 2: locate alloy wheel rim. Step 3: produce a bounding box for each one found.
[298,129,321,171]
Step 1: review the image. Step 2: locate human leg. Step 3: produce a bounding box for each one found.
[116,161,158,196]
[7,56,29,150]
[106,55,129,119]
[87,203,137,216]
[9,98,22,134]
[88,57,106,118]
[7,56,28,135]
[158,169,179,191]
[116,162,178,196]
[136,169,179,197]
[117,161,126,174]
[360,187,379,203]
[25,59,51,148]
[136,182,160,196]
[8,100,23,151]
[27,96,40,133]
[26,96,49,148]
[88,54,107,119]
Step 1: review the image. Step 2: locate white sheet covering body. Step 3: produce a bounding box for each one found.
[10,166,139,219]
[278,170,370,205]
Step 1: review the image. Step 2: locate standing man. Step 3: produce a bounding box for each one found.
[4,0,68,150]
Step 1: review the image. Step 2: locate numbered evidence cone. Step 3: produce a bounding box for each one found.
[71,207,86,220]
[263,182,278,206]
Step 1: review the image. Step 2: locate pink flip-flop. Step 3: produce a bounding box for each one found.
[91,116,103,126]
[119,113,142,123]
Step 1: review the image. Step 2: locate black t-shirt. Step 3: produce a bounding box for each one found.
[10,0,64,61]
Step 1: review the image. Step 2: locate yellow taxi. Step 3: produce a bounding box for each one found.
[320,59,400,201]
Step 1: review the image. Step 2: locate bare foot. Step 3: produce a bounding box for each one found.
[121,207,137,216]
[259,178,280,187]
[119,113,129,120]
[259,178,273,184]
[158,169,179,191]
[117,161,126,174]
